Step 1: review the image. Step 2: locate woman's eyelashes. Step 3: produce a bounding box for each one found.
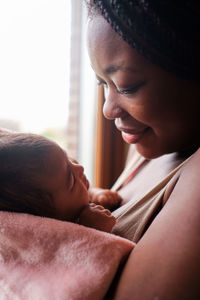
[97,79,145,95]
[117,81,146,95]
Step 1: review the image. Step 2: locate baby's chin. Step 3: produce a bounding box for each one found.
[81,193,90,207]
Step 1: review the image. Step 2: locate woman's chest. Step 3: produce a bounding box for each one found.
[118,153,184,205]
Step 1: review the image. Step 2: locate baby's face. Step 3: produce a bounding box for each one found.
[41,145,90,221]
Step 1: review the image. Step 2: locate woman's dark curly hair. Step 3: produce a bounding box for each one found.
[85,0,200,82]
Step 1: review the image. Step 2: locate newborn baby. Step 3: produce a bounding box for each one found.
[0,131,122,232]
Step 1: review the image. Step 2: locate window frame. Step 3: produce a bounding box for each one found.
[94,86,128,188]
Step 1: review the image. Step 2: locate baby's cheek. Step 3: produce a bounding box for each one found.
[84,191,90,205]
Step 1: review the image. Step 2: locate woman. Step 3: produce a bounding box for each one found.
[86,1,200,299]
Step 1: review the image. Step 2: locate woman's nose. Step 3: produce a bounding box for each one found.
[103,90,124,120]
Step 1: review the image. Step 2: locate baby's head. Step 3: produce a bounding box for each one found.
[0,132,90,221]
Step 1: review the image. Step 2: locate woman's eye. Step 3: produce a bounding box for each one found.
[117,81,146,95]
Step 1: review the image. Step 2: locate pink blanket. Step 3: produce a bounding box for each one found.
[0,211,134,300]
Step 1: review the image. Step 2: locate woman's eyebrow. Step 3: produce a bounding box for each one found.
[103,65,139,75]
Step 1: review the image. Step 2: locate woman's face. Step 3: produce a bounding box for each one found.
[87,16,200,159]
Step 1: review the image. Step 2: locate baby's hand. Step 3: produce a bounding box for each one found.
[89,187,122,210]
[78,203,116,233]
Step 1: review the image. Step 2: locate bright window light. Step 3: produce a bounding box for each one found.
[0,0,71,146]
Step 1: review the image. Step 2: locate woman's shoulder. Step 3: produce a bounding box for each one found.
[182,147,200,170]
[113,148,200,300]
[163,148,200,203]
[176,147,200,195]
[166,147,200,216]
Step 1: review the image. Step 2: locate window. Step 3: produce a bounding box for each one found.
[0,0,126,187]
[0,0,71,149]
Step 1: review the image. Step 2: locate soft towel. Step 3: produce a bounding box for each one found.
[0,211,134,300]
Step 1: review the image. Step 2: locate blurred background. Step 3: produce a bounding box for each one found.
[0,0,97,182]
[0,0,126,187]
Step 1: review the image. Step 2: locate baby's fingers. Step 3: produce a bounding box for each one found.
[103,209,112,216]
[89,203,105,210]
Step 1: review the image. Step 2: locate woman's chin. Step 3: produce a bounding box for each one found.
[135,143,163,159]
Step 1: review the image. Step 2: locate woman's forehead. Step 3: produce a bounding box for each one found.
[87,16,122,57]
[87,16,152,77]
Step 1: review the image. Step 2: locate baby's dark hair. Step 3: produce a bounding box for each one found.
[0,132,57,218]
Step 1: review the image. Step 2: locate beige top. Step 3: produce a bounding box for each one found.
[111,151,192,243]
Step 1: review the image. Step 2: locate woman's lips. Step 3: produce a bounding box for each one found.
[120,127,149,144]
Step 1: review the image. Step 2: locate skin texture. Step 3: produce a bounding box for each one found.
[39,143,116,232]
[67,157,122,209]
[87,15,200,299]
[87,16,200,159]
[89,187,122,209]
[112,150,200,300]
[40,146,90,221]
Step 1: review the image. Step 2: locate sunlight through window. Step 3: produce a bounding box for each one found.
[0,0,71,148]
